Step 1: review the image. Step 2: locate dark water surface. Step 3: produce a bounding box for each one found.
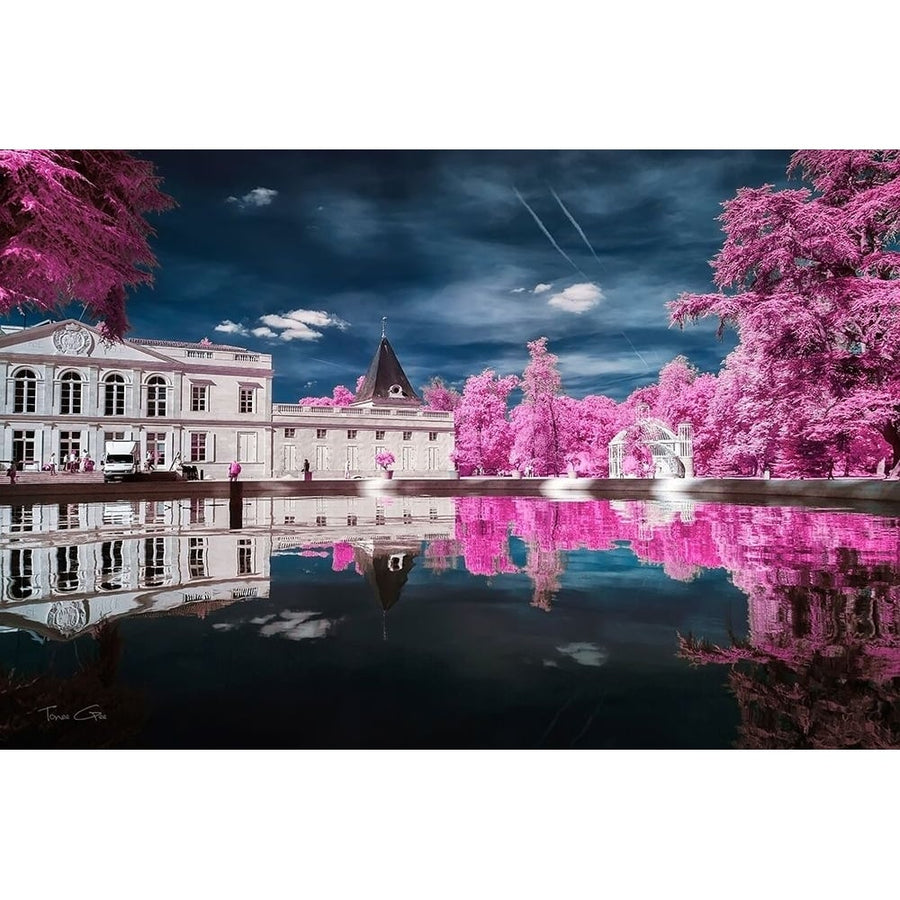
[2,494,898,748]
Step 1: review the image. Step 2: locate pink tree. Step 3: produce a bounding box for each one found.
[0,150,174,339]
[510,337,565,476]
[451,369,518,475]
[298,383,357,407]
[331,385,354,407]
[669,150,900,474]
[422,377,461,411]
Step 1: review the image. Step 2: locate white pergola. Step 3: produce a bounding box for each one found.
[608,415,694,478]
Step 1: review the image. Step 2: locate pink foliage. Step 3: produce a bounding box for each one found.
[331,541,356,572]
[375,451,395,469]
[0,150,174,339]
[451,369,518,475]
[422,377,461,411]
[669,149,900,473]
[331,385,354,407]
[510,337,565,476]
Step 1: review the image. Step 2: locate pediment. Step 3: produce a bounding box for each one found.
[0,320,179,365]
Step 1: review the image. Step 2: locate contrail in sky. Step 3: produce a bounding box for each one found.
[620,331,652,372]
[513,187,587,278]
[549,184,602,266]
[309,356,351,370]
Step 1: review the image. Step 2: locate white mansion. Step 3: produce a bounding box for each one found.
[0,319,455,479]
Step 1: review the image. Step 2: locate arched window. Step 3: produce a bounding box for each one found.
[146,376,168,417]
[103,373,126,416]
[13,368,37,413]
[60,371,83,415]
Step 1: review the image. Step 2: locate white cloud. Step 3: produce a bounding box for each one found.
[226,187,278,211]
[510,287,526,293]
[214,319,249,336]
[258,308,350,342]
[557,642,608,667]
[251,326,277,338]
[532,282,553,294]
[259,610,336,641]
[547,282,604,314]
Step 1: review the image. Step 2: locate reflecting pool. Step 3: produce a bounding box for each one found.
[1,494,899,748]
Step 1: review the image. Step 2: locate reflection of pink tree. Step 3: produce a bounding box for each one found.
[332,541,355,572]
[525,546,564,612]
[423,538,462,574]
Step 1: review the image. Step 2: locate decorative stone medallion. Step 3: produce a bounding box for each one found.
[52,323,94,356]
[47,600,88,637]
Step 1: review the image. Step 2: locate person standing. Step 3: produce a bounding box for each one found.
[344,459,351,480]
[228,460,242,482]
[303,458,311,482]
[49,452,57,475]
[7,461,17,486]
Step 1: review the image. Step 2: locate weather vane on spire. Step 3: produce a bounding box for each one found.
[381,316,387,338]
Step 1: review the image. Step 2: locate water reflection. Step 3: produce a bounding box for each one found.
[1,494,899,747]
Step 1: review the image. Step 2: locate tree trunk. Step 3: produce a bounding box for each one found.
[878,421,900,471]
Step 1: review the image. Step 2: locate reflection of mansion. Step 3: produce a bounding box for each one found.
[0,495,454,640]
[0,319,454,479]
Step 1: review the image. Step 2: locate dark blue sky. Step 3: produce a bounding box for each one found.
[120,150,793,402]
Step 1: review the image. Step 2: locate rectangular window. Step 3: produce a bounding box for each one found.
[57,503,80,530]
[104,378,126,416]
[284,428,296,438]
[9,548,35,600]
[13,429,36,465]
[238,538,254,575]
[427,447,439,470]
[401,446,414,470]
[283,515,295,525]
[58,431,82,465]
[375,430,385,440]
[189,498,206,525]
[429,431,438,441]
[60,375,83,415]
[375,445,385,461]
[191,385,209,412]
[56,545,79,592]
[99,541,124,591]
[237,431,258,463]
[239,388,254,413]
[347,514,358,527]
[316,428,327,439]
[104,431,126,443]
[10,505,35,533]
[315,445,330,471]
[142,537,167,587]
[13,374,37,413]
[346,445,359,470]
[403,431,412,441]
[190,432,208,462]
[347,429,357,439]
[188,537,207,579]
[146,380,167,417]
[146,432,167,467]
[316,515,327,527]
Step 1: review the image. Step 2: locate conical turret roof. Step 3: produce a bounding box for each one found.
[353,337,421,406]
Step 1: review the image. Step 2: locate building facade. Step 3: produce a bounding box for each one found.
[0,319,274,479]
[271,335,456,478]
[0,320,455,479]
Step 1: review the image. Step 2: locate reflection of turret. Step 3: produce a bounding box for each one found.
[352,541,419,612]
